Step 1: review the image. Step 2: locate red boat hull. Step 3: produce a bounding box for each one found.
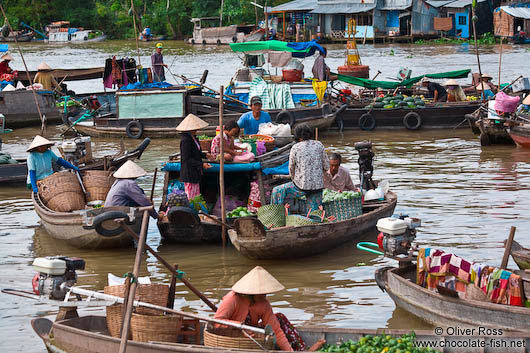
[509,125,530,148]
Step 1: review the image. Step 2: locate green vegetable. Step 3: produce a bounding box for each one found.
[321,332,439,352]
[374,97,384,102]
[322,189,361,203]
[384,104,394,109]
[373,102,384,109]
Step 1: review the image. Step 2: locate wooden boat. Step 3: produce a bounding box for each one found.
[157,143,293,244]
[466,110,514,146]
[508,123,530,148]
[340,101,482,130]
[188,18,262,45]
[32,192,142,249]
[510,240,530,270]
[20,67,105,85]
[1,90,60,128]
[0,158,27,184]
[229,191,397,259]
[34,314,530,353]
[0,33,33,42]
[377,263,530,331]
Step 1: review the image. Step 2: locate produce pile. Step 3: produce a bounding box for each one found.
[227,206,256,218]
[320,332,439,353]
[365,94,427,110]
[322,189,361,203]
[197,135,213,141]
[249,134,274,143]
[189,195,208,212]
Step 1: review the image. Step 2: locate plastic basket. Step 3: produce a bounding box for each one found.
[323,196,362,221]
[257,204,286,228]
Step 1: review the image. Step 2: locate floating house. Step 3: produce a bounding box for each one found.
[427,0,494,38]
[494,3,530,37]
[268,0,318,40]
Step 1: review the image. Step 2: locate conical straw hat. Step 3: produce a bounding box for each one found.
[1,53,13,61]
[444,79,459,86]
[476,83,491,91]
[481,73,493,79]
[112,160,147,179]
[523,94,530,105]
[231,266,285,295]
[38,62,52,71]
[176,114,209,132]
[27,135,54,152]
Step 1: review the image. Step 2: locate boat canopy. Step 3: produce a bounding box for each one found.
[335,69,471,89]
[230,40,325,58]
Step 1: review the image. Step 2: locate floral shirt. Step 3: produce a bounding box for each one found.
[289,140,329,190]
[210,132,232,158]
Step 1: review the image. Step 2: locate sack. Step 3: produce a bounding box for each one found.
[494,92,520,113]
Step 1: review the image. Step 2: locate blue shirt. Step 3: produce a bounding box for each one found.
[237,111,271,135]
[27,150,58,184]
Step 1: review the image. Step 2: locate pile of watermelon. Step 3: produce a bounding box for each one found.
[365,95,426,110]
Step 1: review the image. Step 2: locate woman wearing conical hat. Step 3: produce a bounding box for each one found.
[104,160,162,220]
[26,135,80,193]
[214,266,309,351]
[34,62,62,92]
[444,79,466,102]
[176,114,211,200]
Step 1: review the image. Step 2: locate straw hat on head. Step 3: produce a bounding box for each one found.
[176,114,209,132]
[420,77,431,84]
[523,94,530,105]
[27,135,54,152]
[38,62,52,71]
[481,73,493,80]
[231,266,285,295]
[1,52,13,61]
[444,79,460,87]
[113,160,147,179]
[476,83,491,91]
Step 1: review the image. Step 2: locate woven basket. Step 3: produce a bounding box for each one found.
[323,196,362,221]
[464,283,489,302]
[104,284,170,338]
[286,214,320,227]
[131,313,182,343]
[204,328,274,350]
[82,170,115,202]
[199,139,213,152]
[257,204,286,228]
[37,171,85,212]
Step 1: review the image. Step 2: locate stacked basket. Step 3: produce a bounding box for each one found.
[323,194,363,221]
[37,171,85,212]
[257,204,285,228]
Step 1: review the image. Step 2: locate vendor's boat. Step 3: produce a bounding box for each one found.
[508,123,530,148]
[465,104,514,146]
[229,191,397,259]
[510,240,530,270]
[46,21,106,42]
[32,315,530,353]
[157,143,293,244]
[21,67,105,85]
[1,90,60,128]
[377,263,530,331]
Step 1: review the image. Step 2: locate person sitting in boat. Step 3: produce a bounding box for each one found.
[176,114,212,200]
[210,120,254,162]
[34,62,62,92]
[421,77,447,102]
[151,42,167,82]
[476,82,495,100]
[324,153,356,192]
[517,94,530,113]
[0,52,17,81]
[271,123,329,211]
[444,79,466,102]
[143,26,152,41]
[213,266,302,351]
[237,96,271,135]
[104,160,163,220]
[26,135,80,193]
[480,73,498,93]
[312,47,329,82]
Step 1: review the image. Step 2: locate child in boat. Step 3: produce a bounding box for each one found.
[210,120,254,162]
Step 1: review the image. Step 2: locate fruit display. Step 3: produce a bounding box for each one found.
[248,134,275,143]
[320,332,439,353]
[322,189,361,203]
[365,94,427,110]
[189,194,208,212]
[227,206,256,218]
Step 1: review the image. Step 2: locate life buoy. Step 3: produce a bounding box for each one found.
[125,120,144,139]
[403,112,422,130]
[274,110,295,126]
[91,211,130,237]
[216,39,221,45]
[480,132,491,146]
[334,115,344,132]
[359,113,376,131]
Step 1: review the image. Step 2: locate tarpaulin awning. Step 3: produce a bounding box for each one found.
[230,40,325,58]
[378,0,412,11]
[334,69,471,89]
[270,0,317,12]
[497,5,530,20]
[311,2,376,14]
[162,162,263,173]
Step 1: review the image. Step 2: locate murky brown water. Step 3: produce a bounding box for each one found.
[1,41,530,352]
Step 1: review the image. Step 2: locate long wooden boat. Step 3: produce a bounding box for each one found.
[340,101,481,130]
[465,110,514,146]
[157,143,293,244]
[229,191,397,259]
[20,67,105,84]
[32,192,142,249]
[0,158,27,184]
[508,124,530,148]
[377,263,530,331]
[33,315,530,353]
[0,33,33,42]
[511,240,530,270]
[1,90,60,128]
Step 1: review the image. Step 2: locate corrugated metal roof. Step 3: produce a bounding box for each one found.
[499,5,530,19]
[425,0,456,8]
[310,2,376,14]
[442,0,486,8]
[378,0,412,11]
[270,0,318,12]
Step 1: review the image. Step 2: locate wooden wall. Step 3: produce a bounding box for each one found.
[494,10,514,37]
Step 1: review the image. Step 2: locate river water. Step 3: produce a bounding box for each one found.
[1,41,530,352]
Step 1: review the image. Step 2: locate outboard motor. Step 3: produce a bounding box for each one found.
[32,256,85,300]
[355,140,376,191]
[61,136,92,165]
[376,217,421,257]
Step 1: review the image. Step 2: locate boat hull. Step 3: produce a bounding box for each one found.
[0,161,27,184]
[157,221,223,244]
[382,265,530,331]
[1,90,60,128]
[230,192,397,259]
[509,125,530,148]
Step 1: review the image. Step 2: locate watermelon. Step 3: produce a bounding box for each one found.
[373,102,384,108]
[400,101,409,107]
[416,100,425,106]
[407,102,416,108]
[395,94,404,100]
[375,97,384,102]
[384,104,394,109]
[404,97,415,103]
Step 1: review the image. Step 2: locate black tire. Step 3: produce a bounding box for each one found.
[334,115,344,132]
[92,211,130,237]
[232,36,237,43]
[403,112,422,130]
[359,113,376,131]
[275,110,295,126]
[126,120,144,139]
[131,137,151,158]
[191,39,195,45]
[480,132,491,146]
[202,40,206,45]
[216,39,221,45]
[167,206,200,225]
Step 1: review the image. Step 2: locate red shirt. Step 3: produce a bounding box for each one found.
[0,61,11,75]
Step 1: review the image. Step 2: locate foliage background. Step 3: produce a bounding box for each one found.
[2,0,290,39]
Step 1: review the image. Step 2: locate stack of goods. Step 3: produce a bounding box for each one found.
[197,135,213,152]
[365,94,426,110]
[226,206,256,219]
[322,189,363,221]
[249,134,275,152]
[321,332,438,353]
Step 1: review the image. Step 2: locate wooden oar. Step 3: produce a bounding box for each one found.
[501,226,516,269]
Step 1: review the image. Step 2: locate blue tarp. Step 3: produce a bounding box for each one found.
[262,161,289,175]
[286,40,326,58]
[119,81,173,90]
[162,162,262,173]
[0,44,8,53]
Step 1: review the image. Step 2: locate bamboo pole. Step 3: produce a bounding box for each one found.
[471,7,485,99]
[220,0,224,27]
[498,37,503,89]
[501,226,516,269]
[149,168,158,202]
[130,0,141,66]
[219,85,227,247]
[0,5,45,135]
[118,209,150,353]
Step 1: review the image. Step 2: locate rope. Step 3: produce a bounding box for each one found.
[175,270,186,279]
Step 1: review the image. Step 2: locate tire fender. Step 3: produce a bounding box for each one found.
[275,110,295,126]
[91,211,131,237]
[216,39,221,45]
[125,120,144,139]
[403,112,422,130]
[359,113,376,131]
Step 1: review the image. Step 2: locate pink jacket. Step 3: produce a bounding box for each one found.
[213,291,292,351]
